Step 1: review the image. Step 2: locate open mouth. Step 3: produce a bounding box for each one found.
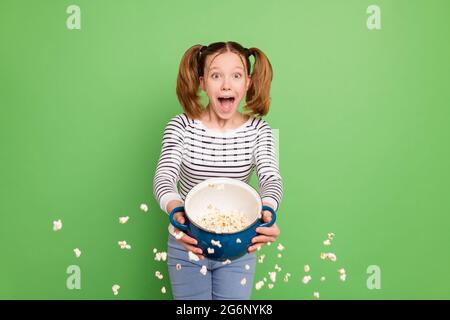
[217,96,236,112]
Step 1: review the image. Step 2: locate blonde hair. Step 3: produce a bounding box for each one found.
[176,41,273,119]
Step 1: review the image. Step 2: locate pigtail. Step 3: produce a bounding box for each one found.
[176,45,204,119]
[244,47,273,117]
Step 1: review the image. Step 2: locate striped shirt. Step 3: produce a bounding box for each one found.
[153,113,283,228]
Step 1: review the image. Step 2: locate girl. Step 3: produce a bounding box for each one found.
[153,41,283,300]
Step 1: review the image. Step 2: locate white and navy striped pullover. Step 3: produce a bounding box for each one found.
[153,113,283,223]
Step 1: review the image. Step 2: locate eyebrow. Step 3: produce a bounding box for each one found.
[209,66,244,71]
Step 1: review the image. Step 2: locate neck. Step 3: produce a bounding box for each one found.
[202,105,246,130]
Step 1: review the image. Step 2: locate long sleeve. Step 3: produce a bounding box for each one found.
[253,121,283,211]
[153,115,186,214]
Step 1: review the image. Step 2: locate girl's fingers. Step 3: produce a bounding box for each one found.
[251,235,277,244]
[180,233,198,245]
[248,244,264,253]
[181,243,204,259]
[256,225,280,237]
[174,212,185,224]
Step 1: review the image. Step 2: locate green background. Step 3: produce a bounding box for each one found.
[1,0,449,299]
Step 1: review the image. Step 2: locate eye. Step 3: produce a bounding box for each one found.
[233,73,242,79]
[211,73,221,79]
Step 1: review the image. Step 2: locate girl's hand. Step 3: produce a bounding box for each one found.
[173,211,205,260]
[248,209,280,253]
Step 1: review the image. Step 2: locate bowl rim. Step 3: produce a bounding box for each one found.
[184,177,263,235]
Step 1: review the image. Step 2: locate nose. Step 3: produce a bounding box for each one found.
[221,77,231,91]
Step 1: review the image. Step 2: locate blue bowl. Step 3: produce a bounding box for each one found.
[168,178,277,261]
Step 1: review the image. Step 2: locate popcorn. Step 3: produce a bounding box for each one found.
[277,243,285,251]
[176,263,182,271]
[174,231,184,240]
[112,284,120,295]
[207,247,215,254]
[313,292,320,299]
[340,274,347,282]
[277,253,283,258]
[267,242,272,246]
[154,252,167,261]
[320,252,337,262]
[257,246,261,251]
[198,205,250,233]
[53,219,62,232]
[73,248,81,258]
[208,183,225,190]
[338,268,346,275]
[200,265,207,275]
[263,277,267,282]
[222,259,231,265]
[304,265,310,273]
[236,238,241,244]
[119,216,129,224]
[327,232,335,240]
[245,264,250,270]
[302,275,312,284]
[323,239,331,246]
[283,273,291,283]
[211,240,222,248]
[118,241,131,250]
[140,203,148,213]
[268,271,277,283]
[320,276,326,282]
[258,254,266,263]
[255,281,264,290]
[327,253,337,262]
[188,251,200,261]
[153,248,157,254]
[268,283,274,289]
[240,278,247,286]
[161,286,166,294]
[155,271,163,280]
[275,264,282,272]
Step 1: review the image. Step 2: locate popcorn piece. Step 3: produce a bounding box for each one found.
[161,286,166,294]
[255,281,264,290]
[277,253,282,258]
[267,242,272,246]
[258,254,266,264]
[327,232,335,240]
[176,263,182,271]
[275,264,282,272]
[245,264,250,270]
[320,252,337,262]
[263,277,267,282]
[302,275,312,284]
[320,252,327,260]
[222,259,231,265]
[160,252,167,261]
[118,241,131,250]
[268,271,277,283]
[313,292,320,299]
[236,238,241,244]
[277,243,285,251]
[119,216,129,224]
[174,231,184,240]
[257,246,261,251]
[188,251,200,261]
[320,276,326,282]
[268,283,274,289]
[211,240,222,248]
[140,203,148,213]
[73,248,81,258]
[327,253,337,262]
[153,248,157,254]
[53,219,62,232]
[112,284,120,296]
[338,268,346,275]
[198,205,250,233]
[200,265,207,275]
[155,271,163,280]
[323,239,331,246]
[340,273,347,282]
[240,278,247,286]
[207,247,215,254]
[304,265,310,273]
[283,273,291,283]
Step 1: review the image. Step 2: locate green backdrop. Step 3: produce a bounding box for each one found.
[1,0,449,299]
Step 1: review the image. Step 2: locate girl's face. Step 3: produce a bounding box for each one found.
[199,51,251,119]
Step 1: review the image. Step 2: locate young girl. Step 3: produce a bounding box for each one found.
[153,41,283,300]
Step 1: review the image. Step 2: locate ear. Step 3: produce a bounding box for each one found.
[199,76,205,91]
[246,75,251,91]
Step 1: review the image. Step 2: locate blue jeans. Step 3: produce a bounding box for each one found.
[167,234,257,300]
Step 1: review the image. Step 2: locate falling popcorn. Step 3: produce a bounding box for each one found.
[161,286,166,294]
[119,216,129,224]
[153,248,157,254]
[245,264,250,270]
[53,219,62,232]
[268,283,274,289]
[188,251,200,261]
[255,281,264,290]
[207,248,215,254]
[275,264,282,272]
[176,263,182,271]
[240,278,247,286]
[236,238,241,244]
[323,239,331,246]
[277,253,283,258]
[174,231,184,240]
[304,265,310,273]
[112,284,120,296]
[277,243,285,251]
[118,241,131,250]
[211,240,222,248]
[140,203,149,213]
[200,265,207,275]
[263,277,267,282]
[154,252,167,261]
[267,242,272,246]
[340,273,347,282]
[320,252,337,262]
[222,259,231,265]
[313,292,320,299]
[327,232,335,240]
[73,248,81,258]
[283,273,291,283]
[155,271,163,280]
[268,271,277,283]
[258,254,265,263]
[320,276,326,282]
[257,246,261,251]
[302,275,312,284]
